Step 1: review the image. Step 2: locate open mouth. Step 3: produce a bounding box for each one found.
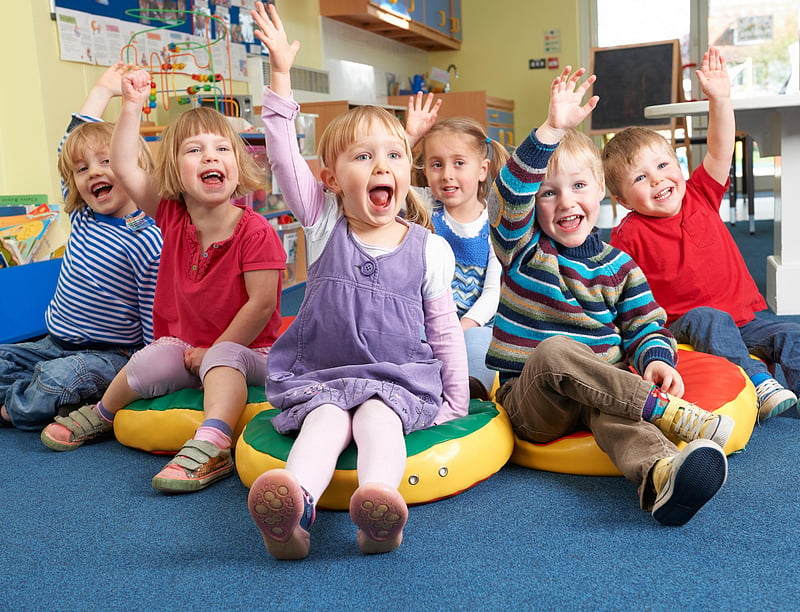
[201,170,224,184]
[91,182,113,199]
[557,214,583,230]
[654,187,673,201]
[369,186,394,209]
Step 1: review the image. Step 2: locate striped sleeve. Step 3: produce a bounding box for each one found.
[613,252,676,373]
[489,130,558,268]
[45,210,162,347]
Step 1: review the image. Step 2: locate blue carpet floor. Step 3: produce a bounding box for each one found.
[3,415,799,610]
[3,219,799,610]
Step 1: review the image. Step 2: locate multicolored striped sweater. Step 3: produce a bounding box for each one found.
[486,130,676,384]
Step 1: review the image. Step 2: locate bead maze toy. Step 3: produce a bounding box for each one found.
[121,7,237,118]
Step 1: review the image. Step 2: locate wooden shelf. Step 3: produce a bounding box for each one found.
[320,1,461,52]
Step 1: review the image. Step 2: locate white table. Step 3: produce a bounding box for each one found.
[645,94,800,314]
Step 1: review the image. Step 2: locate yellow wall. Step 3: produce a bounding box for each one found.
[1,1,579,202]
[0,1,323,204]
[432,0,582,145]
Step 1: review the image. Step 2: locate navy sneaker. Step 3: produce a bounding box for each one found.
[652,439,728,526]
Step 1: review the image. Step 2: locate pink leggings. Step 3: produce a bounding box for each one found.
[284,399,407,501]
[126,337,267,399]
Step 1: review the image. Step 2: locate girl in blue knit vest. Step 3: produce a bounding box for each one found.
[405,102,509,398]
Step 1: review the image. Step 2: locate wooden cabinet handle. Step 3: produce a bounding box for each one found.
[438,10,446,26]
[450,16,461,35]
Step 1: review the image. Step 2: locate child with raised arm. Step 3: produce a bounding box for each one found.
[488,67,731,526]
[248,1,468,559]
[40,68,286,494]
[604,47,798,423]
[0,63,162,431]
[404,98,508,398]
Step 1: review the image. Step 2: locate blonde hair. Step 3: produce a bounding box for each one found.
[544,129,604,186]
[317,105,431,231]
[601,126,677,198]
[156,106,263,201]
[413,117,510,203]
[58,122,154,214]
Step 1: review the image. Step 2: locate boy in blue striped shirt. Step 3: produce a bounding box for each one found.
[488,67,730,525]
[0,63,162,431]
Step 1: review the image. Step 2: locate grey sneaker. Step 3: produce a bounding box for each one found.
[652,439,728,526]
[40,404,113,451]
[755,378,797,422]
[657,399,734,449]
[151,439,234,493]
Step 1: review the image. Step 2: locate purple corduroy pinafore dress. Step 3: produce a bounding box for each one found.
[267,216,444,435]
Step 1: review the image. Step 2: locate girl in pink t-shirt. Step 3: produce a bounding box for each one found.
[41,70,286,495]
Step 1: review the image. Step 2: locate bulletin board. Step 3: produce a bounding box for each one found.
[51,0,265,72]
[588,40,680,134]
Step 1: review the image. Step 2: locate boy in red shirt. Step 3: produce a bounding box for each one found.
[604,47,798,422]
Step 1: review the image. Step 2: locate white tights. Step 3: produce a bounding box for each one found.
[284,399,407,501]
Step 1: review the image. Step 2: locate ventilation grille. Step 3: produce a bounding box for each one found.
[260,60,330,94]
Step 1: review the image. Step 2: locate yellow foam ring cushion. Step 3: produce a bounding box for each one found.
[510,344,758,476]
[113,386,269,454]
[236,399,515,510]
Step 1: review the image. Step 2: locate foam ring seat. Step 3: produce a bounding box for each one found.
[113,386,270,454]
[236,399,515,510]
[510,344,758,476]
[113,316,297,454]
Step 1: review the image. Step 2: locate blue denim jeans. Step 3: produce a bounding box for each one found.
[669,306,800,395]
[464,325,497,392]
[0,335,129,431]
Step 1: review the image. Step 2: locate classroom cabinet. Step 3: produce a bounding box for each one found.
[298,99,407,155]
[389,90,515,148]
[424,0,461,42]
[319,0,462,51]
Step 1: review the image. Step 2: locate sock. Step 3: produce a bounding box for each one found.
[642,385,670,422]
[194,418,233,450]
[750,372,770,387]
[95,400,115,424]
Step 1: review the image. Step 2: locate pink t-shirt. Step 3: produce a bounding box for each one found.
[153,200,286,348]
[610,163,766,327]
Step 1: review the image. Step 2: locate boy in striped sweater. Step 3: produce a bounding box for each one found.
[0,63,162,431]
[488,67,730,525]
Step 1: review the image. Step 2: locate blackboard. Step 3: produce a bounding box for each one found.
[589,40,679,134]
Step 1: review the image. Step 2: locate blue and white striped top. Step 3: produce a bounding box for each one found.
[47,113,162,347]
[46,208,162,347]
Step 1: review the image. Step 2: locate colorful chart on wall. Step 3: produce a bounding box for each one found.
[51,0,269,81]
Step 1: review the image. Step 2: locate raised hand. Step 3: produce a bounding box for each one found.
[120,69,153,107]
[696,46,730,101]
[96,61,137,97]
[251,1,301,83]
[546,67,599,133]
[405,92,442,149]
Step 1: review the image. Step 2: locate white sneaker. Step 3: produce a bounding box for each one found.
[658,400,734,449]
[755,378,797,422]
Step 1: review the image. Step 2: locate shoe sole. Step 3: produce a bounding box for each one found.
[151,461,234,493]
[652,440,728,526]
[248,469,310,560]
[349,483,408,554]
[40,426,108,452]
[758,397,796,423]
